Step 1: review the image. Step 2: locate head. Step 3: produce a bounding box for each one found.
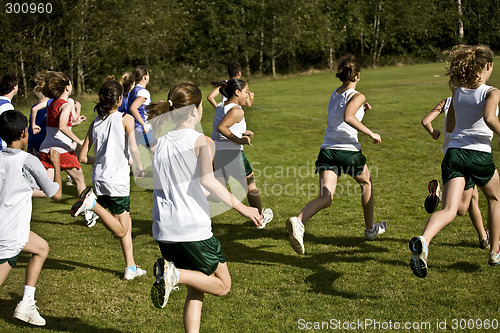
[119,72,135,95]
[227,61,242,79]
[0,110,28,146]
[447,44,494,91]
[0,73,19,96]
[213,79,248,104]
[33,85,45,101]
[133,65,149,84]
[147,82,203,123]
[335,55,361,83]
[95,80,123,118]
[40,71,72,99]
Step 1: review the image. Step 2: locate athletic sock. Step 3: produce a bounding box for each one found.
[174,267,180,284]
[126,264,137,272]
[22,285,36,304]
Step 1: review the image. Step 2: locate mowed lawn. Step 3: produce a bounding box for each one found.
[1,61,499,332]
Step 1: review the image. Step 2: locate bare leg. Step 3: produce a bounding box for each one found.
[0,262,12,286]
[21,232,49,287]
[422,178,465,245]
[298,170,337,224]
[245,173,262,214]
[91,204,129,238]
[116,212,135,267]
[478,171,500,253]
[183,287,204,333]
[465,187,488,240]
[352,165,374,230]
[178,262,231,297]
[65,167,86,195]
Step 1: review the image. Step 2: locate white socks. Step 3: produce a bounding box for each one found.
[22,285,36,304]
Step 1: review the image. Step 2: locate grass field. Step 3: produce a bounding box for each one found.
[1,61,500,332]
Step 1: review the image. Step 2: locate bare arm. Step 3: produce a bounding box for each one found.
[49,148,62,201]
[217,107,252,146]
[422,99,446,140]
[58,103,84,146]
[78,121,95,165]
[30,98,49,135]
[71,100,86,127]
[129,96,149,133]
[195,135,262,226]
[484,88,500,138]
[207,86,221,108]
[123,114,145,177]
[344,93,381,144]
[245,91,255,107]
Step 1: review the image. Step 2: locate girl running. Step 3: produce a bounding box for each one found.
[421,98,489,248]
[286,54,386,255]
[211,79,273,228]
[27,86,53,156]
[410,44,500,278]
[127,65,157,152]
[146,82,261,333]
[70,80,147,280]
[118,72,135,113]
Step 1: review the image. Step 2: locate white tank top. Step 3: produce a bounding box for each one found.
[152,129,212,242]
[442,97,452,154]
[321,88,365,151]
[449,84,499,153]
[91,111,130,196]
[211,103,246,151]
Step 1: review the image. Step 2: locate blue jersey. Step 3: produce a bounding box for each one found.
[28,99,53,153]
[127,86,147,130]
[118,93,129,113]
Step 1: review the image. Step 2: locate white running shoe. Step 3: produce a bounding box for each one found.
[256,208,273,229]
[124,265,147,280]
[13,300,46,326]
[364,221,387,240]
[65,175,74,186]
[151,258,179,308]
[409,236,429,278]
[489,250,500,266]
[286,217,305,254]
[71,187,96,217]
[84,210,98,228]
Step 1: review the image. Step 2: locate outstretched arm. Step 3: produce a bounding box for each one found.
[344,93,381,144]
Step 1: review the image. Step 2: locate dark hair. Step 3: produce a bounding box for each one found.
[0,110,27,144]
[119,72,135,95]
[147,82,202,120]
[40,71,71,99]
[335,55,361,82]
[446,44,494,91]
[95,81,123,118]
[227,61,242,78]
[211,79,247,98]
[0,73,19,95]
[133,65,148,84]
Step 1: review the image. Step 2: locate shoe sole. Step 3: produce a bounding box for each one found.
[409,237,427,278]
[286,219,305,255]
[151,258,167,308]
[424,194,440,214]
[488,260,500,266]
[256,208,273,229]
[79,186,93,199]
[70,199,85,217]
[13,312,45,326]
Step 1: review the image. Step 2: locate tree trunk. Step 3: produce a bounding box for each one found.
[457,0,464,42]
[372,0,383,65]
[271,14,276,77]
[19,49,28,99]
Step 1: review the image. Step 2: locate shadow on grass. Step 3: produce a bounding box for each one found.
[440,261,481,273]
[213,222,390,299]
[14,256,120,276]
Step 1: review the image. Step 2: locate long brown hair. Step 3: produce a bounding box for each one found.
[446,44,494,91]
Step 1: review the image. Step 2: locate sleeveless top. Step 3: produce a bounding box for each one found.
[28,98,53,152]
[448,84,499,153]
[92,111,130,196]
[0,97,14,150]
[127,85,151,130]
[39,99,74,153]
[441,97,452,154]
[211,103,246,151]
[321,88,365,151]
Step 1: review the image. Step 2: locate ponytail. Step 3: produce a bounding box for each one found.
[211,78,246,98]
[94,80,123,118]
[147,82,202,123]
[335,55,361,83]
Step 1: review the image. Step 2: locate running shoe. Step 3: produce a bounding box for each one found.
[424,179,442,214]
[364,221,387,240]
[286,217,305,254]
[256,208,273,229]
[13,300,46,326]
[151,258,178,308]
[409,236,429,278]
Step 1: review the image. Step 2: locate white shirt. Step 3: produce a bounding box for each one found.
[449,84,499,153]
[0,149,59,258]
[0,96,14,150]
[92,112,130,196]
[442,97,452,154]
[211,103,246,151]
[152,129,212,242]
[321,88,365,151]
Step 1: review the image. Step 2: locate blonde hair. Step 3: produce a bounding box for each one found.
[446,44,494,91]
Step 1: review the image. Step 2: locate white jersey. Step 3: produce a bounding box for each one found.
[442,97,452,154]
[321,88,365,151]
[92,111,130,196]
[211,103,246,151]
[449,84,499,153]
[0,149,59,258]
[152,129,212,242]
[0,96,14,150]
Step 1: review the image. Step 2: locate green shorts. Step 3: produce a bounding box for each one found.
[158,236,226,276]
[442,148,496,187]
[213,150,253,181]
[97,196,130,215]
[315,148,366,177]
[0,252,21,267]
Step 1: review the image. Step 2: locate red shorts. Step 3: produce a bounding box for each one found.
[39,151,81,170]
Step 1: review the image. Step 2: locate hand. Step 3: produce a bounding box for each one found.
[49,148,60,166]
[248,91,255,101]
[370,133,381,144]
[240,206,262,227]
[239,136,252,146]
[243,130,254,138]
[431,129,441,140]
[134,167,145,179]
[73,115,86,126]
[32,125,41,135]
[143,124,150,134]
[363,102,372,111]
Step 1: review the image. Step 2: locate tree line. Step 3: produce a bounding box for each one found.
[0,0,499,98]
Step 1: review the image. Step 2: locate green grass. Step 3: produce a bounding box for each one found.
[1,61,500,332]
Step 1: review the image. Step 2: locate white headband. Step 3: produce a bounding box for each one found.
[168,100,173,107]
